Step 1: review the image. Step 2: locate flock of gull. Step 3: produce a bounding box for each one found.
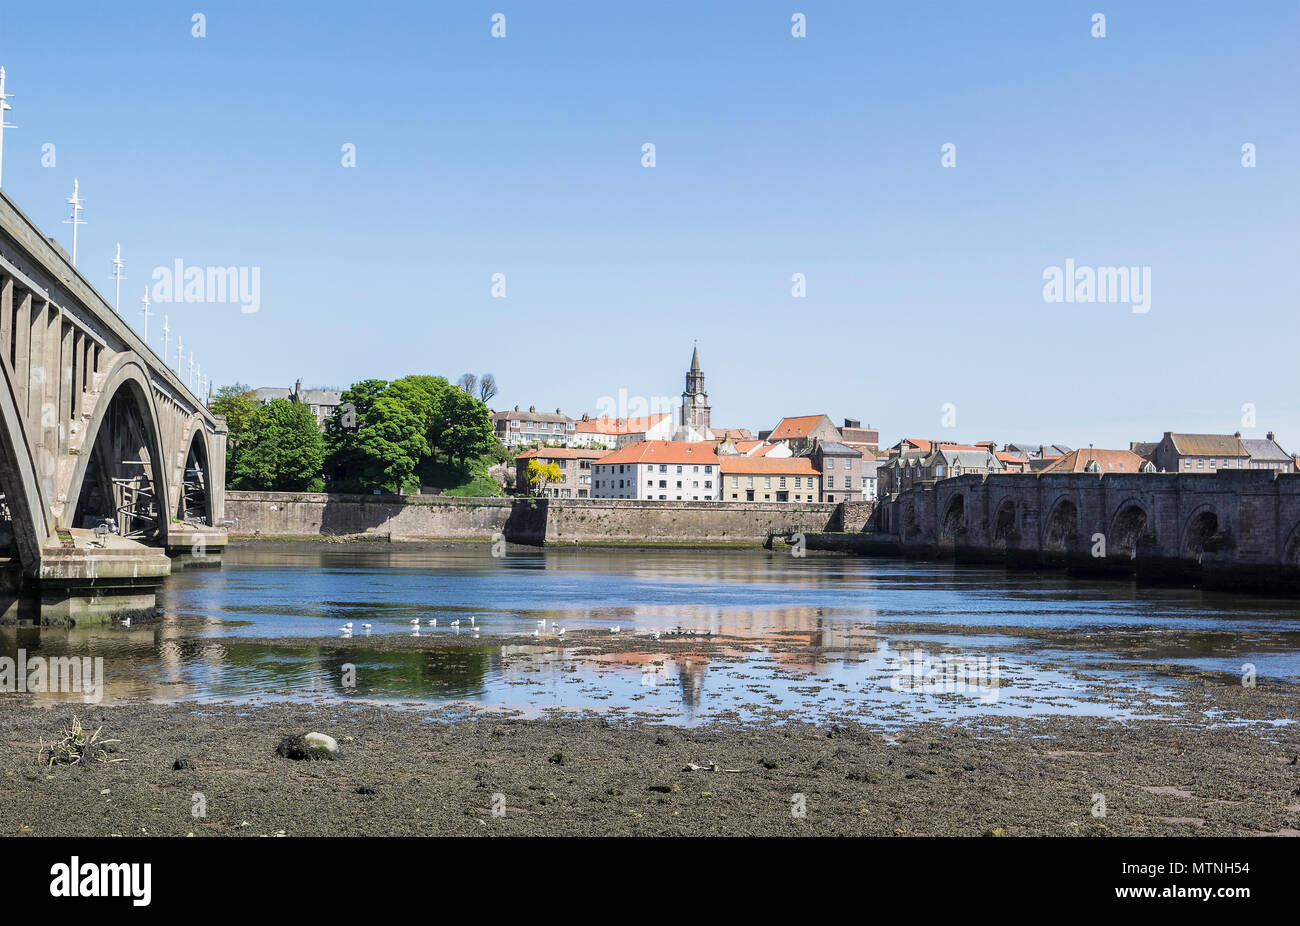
[331,616,672,640]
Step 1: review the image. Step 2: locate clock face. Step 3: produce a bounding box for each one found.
[694,394,704,406]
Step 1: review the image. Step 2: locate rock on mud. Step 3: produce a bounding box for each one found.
[275,732,340,761]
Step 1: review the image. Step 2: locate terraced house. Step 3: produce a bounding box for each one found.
[719,456,820,503]
[590,441,720,500]
[493,406,577,448]
[515,447,604,498]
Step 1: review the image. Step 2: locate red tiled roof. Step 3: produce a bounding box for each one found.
[594,441,719,466]
[719,456,818,475]
[768,415,830,441]
[1040,448,1149,473]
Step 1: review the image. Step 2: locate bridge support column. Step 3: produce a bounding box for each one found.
[164,526,227,568]
[35,535,171,623]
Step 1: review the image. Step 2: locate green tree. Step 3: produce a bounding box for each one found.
[432,387,495,468]
[230,398,326,491]
[210,383,257,485]
[350,380,434,493]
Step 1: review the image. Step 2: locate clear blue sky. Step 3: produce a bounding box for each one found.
[0,1,1296,450]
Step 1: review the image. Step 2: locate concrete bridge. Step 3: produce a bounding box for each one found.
[877,469,1300,594]
[0,191,227,618]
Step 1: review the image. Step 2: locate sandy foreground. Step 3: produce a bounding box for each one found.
[0,637,1296,837]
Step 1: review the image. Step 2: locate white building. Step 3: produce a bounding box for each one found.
[591,441,721,500]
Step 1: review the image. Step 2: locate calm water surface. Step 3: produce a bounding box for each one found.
[4,548,1297,725]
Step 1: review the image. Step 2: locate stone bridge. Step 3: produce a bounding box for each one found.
[879,470,1300,593]
[0,190,227,617]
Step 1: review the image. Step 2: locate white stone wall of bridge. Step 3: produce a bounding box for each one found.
[0,191,226,575]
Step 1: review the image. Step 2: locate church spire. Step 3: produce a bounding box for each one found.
[690,342,700,373]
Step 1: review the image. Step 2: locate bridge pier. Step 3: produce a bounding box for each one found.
[164,525,227,568]
[32,531,170,622]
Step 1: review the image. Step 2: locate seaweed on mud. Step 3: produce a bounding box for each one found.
[38,716,127,767]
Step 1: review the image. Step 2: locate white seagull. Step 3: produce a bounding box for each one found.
[427,619,436,627]
[409,619,421,627]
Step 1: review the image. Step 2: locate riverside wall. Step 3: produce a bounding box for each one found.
[223,492,864,545]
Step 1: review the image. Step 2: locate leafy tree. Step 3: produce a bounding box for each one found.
[210,383,258,483]
[351,383,432,494]
[526,459,562,496]
[230,398,325,491]
[432,387,495,468]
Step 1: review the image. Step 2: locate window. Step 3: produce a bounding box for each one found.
[777,491,788,502]
[827,476,834,488]
[731,476,739,488]
[826,458,834,469]
[705,465,712,474]
[704,480,712,488]
[676,465,683,473]
[764,477,771,488]
[779,477,787,488]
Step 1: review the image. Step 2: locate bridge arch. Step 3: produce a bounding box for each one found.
[1180,504,1223,559]
[991,497,1017,548]
[1108,499,1152,559]
[174,418,214,525]
[940,492,966,541]
[1282,523,1300,569]
[1042,497,1078,553]
[64,356,171,545]
[0,358,51,572]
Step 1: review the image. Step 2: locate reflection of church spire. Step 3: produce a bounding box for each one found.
[676,657,707,709]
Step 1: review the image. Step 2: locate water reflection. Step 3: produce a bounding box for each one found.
[0,547,1295,724]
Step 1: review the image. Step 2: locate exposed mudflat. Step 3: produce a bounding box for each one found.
[1,670,1296,837]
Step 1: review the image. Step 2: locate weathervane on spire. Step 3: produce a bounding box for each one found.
[64,179,86,266]
[0,67,15,189]
[110,244,126,312]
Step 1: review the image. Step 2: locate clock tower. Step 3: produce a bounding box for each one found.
[681,343,711,434]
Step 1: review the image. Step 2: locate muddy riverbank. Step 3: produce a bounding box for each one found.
[1,666,1296,837]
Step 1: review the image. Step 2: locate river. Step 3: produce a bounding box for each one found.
[3,546,1297,726]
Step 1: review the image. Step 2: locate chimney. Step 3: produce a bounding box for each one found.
[1267,431,1275,441]
[1234,431,1241,438]
[513,404,519,412]
[529,405,536,413]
